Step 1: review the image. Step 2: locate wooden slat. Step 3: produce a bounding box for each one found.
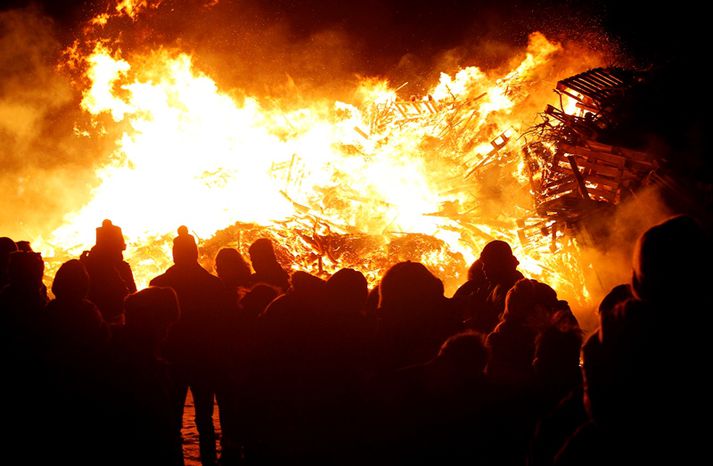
[543,182,578,196]
[543,176,576,191]
[583,173,621,188]
[585,140,653,164]
[590,69,624,86]
[561,144,628,166]
[570,158,622,177]
[565,155,592,200]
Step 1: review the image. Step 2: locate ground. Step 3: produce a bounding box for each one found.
[182,392,222,466]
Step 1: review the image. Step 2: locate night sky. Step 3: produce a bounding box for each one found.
[0,0,703,69]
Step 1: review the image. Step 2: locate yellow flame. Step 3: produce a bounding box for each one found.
[36,27,602,317]
[115,0,163,19]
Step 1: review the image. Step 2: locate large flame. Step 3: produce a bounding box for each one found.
[35,2,606,316]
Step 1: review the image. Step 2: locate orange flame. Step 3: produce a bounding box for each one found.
[35,3,606,318]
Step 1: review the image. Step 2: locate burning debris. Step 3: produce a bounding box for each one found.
[361,87,514,177]
[33,13,613,309]
[520,68,659,248]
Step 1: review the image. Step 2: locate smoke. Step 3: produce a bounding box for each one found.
[0,7,104,240]
[568,186,672,330]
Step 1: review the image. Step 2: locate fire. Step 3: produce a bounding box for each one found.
[34,2,606,316]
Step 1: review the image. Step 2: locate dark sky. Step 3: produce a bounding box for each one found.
[0,0,703,68]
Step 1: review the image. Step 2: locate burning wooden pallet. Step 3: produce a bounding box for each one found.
[556,67,642,113]
[361,91,512,176]
[366,96,443,134]
[521,68,657,246]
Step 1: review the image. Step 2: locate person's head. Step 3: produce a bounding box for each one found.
[598,284,632,318]
[15,240,33,252]
[124,287,180,344]
[8,251,44,290]
[290,271,326,296]
[94,219,126,257]
[172,226,199,266]
[52,259,90,301]
[1,237,18,282]
[631,215,707,303]
[379,261,443,312]
[326,268,368,315]
[479,240,519,283]
[504,278,559,328]
[248,238,279,273]
[215,248,251,287]
[467,258,486,283]
[437,331,488,376]
[1,237,17,262]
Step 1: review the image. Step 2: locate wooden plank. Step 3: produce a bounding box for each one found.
[585,184,618,195]
[585,140,653,164]
[583,173,622,188]
[584,74,617,88]
[394,103,408,118]
[542,190,578,204]
[561,144,628,166]
[565,155,592,200]
[578,153,626,170]
[541,177,577,192]
[590,69,624,86]
[570,158,622,177]
[567,80,602,98]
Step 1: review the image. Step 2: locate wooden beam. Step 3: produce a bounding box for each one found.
[565,154,591,200]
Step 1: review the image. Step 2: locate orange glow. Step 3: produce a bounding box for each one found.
[33,4,605,314]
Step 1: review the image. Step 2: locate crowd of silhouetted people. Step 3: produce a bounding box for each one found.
[0,215,710,466]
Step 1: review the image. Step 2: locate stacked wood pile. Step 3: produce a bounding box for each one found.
[520,68,658,246]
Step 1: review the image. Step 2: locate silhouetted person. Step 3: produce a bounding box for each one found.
[321,268,375,377]
[462,240,524,333]
[150,226,230,466]
[43,259,110,367]
[15,240,33,251]
[80,219,136,324]
[367,331,491,464]
[240,283,279,319]
[532,327,583,409]
[46,259,110,350]
[563,215,712,465]
[247,238,289,292]
[244,270,331,463]
[487,279,577,385]
[0,250,48,348]
[107,287,183,466]
[377,261,460,371]
[453,258,487,320]
[0,236,17,290]
[40,259,113,465]
[213,249,259,466]
[423,331,494,462]
[482,279,578,466]
[14,241,50,297]
[0,251,50,464]
[325,268,369,316]
[529,285,616,466]
[596,283,632,332]
[215,247,251,303]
